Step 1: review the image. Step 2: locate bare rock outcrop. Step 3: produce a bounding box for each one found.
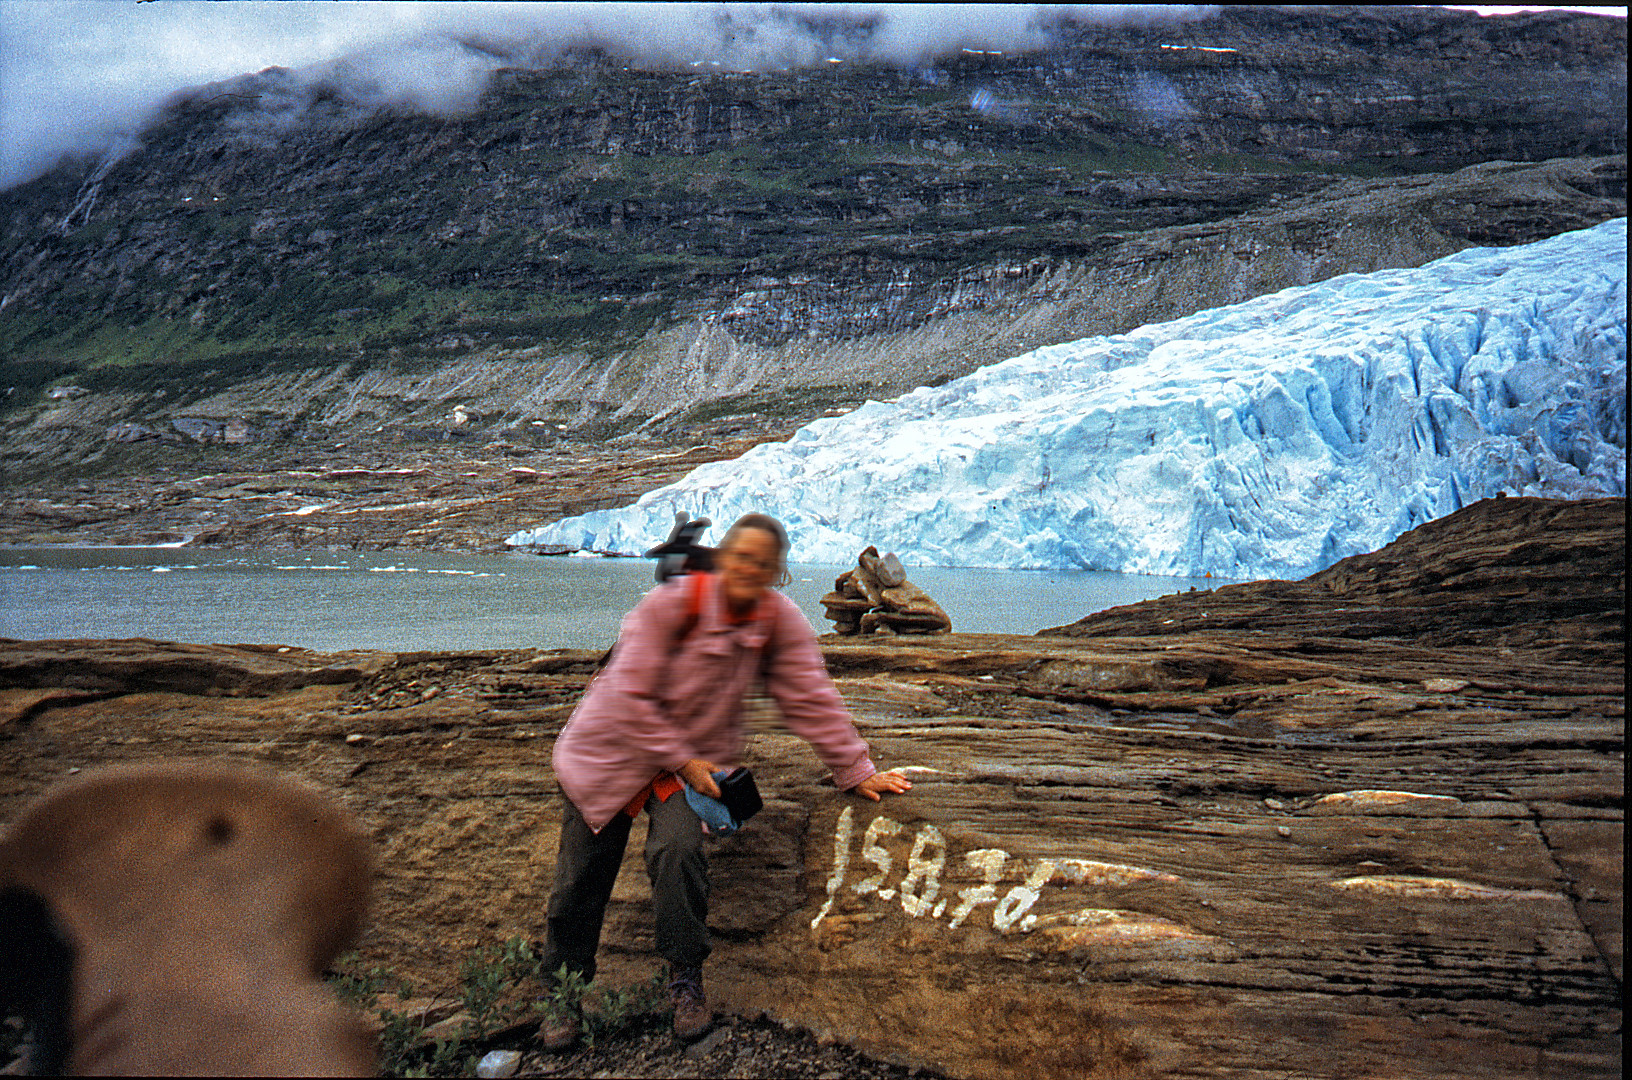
[1041,496,1626,656]
[0,638,389,701]
[0,498,1621,1078]
[822,547,951,635]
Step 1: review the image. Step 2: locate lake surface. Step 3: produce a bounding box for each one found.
[0,547,1221,652]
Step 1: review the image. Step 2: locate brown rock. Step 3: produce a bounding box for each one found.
[878,582,950,633]
[1042,496,1625,657]
[825,547,951,635]
[0,638,391,697]
[848,563,886,609]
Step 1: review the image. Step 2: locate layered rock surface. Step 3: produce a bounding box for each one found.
[823,547,952,635]
[1043,496,1627,650]
[0,428,793,550]
[0,496,1622,1078]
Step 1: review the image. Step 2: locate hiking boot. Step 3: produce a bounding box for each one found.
[668,967,713,1041]
[536,1009,581,1052]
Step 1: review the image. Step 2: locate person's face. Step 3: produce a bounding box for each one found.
[719,527,780,608]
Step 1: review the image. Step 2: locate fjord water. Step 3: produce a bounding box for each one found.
[0,548,1218,652]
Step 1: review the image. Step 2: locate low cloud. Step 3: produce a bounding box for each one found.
[0,2,1212,191]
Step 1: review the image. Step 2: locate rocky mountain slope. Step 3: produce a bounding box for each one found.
[1042,495,1626,650]
[2,496,1621,1077]
[0,5,1625,492]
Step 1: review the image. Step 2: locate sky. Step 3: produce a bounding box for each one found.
[0,2,1624,192]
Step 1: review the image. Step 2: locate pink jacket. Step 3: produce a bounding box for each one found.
[552,574,878,831]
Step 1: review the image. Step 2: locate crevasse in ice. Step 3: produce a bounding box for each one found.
[508,219,1627,579]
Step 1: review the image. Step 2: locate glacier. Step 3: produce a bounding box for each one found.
[509,219,1627,579]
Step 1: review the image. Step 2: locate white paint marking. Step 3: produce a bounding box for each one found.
[1050,858,1181,886]
[810,805,854,930]
[1315,790,1461,808]
[817,813,1191,939]
[898,824,947,917]
[852,816,902,896]
[1329,875,1563,901]
[993,860,1056,932]
[946,848,1008,929]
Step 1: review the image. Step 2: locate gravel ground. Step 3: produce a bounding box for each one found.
[473,1013,945,1079]
[1,1013,944,1078]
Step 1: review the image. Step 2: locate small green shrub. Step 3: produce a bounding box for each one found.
[326,952,421,1075]
[582,969,670,1049]
[327,939,671,1077]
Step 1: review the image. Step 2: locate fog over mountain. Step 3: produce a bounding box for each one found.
[0,2,1207,191]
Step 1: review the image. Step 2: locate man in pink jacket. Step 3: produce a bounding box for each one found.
[540,514,911,1048]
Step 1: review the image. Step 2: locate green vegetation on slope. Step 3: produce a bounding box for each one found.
[0,55,1462,399]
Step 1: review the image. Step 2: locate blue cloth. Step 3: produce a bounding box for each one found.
[682,770,740,836]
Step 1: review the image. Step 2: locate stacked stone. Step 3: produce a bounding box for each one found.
[820,546,951,635]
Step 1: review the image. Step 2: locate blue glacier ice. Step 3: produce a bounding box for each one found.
[509,219,1627,579]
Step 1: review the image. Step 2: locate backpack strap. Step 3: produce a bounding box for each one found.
[757,601,779,682]
[588,571,712,685]
[679,571,780,683]
[676,570,709,645]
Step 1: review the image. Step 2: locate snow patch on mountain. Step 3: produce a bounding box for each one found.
[509,219,1627,579]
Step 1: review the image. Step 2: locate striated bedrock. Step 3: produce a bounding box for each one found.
[0,498,1621,1078]
[0,434,790,551]
[1041,495,1627,652]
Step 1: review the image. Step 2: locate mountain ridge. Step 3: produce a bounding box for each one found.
[0,5,1625,485]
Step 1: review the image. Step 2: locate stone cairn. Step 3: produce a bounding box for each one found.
[820,546,952,635]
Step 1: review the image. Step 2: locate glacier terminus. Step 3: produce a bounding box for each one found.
[508,219,1627,580]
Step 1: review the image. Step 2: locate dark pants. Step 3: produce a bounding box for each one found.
[541,790,711,984]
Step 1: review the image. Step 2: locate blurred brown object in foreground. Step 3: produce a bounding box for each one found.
[0,760,375,1076]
